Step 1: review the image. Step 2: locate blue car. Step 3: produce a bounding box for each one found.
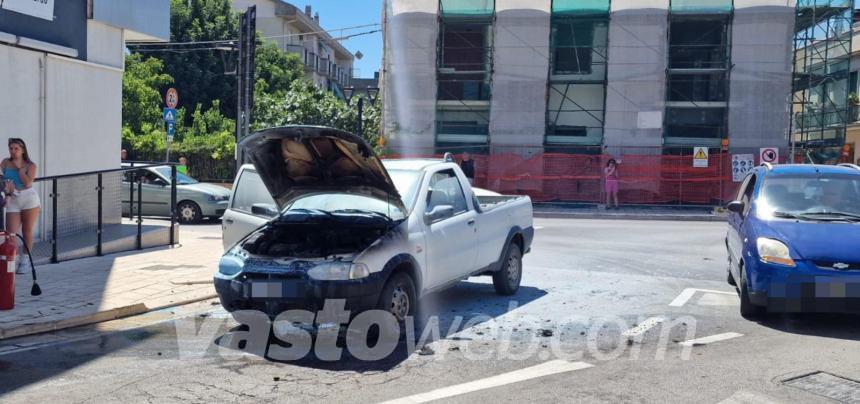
[726,163,860,318]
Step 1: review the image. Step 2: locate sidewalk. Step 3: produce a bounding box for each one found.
[533,203,727,222]
[0,227,221,340]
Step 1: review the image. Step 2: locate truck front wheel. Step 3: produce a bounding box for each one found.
[493,243,522,296]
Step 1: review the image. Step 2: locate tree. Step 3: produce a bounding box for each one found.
[161,0,239,122]
[122,54,173,134]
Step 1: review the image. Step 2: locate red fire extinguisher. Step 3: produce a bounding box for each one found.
[0,231,18,310]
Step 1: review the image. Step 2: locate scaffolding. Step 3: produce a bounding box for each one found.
[791,0,853,157]
[434,0,495,151]
[545,0,610,147]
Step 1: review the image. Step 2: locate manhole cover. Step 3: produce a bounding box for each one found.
[783,372,860,403]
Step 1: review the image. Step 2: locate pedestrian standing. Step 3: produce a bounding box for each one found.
[604,159,619,209]
[178,156,188,175]
[121,149,128,161]
[460,152,475,185]
[2,138,41,274]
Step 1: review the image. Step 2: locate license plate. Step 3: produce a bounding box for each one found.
[249,281,301,298]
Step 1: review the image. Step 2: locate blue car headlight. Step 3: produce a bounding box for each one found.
[308,262,370,280]
[219,254,244,276]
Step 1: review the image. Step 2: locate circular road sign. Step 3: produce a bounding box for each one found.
[165,88,179,109]
[761,148,778,163]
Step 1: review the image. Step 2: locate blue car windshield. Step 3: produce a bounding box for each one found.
[759,175,860,218]
[154,167,199,185]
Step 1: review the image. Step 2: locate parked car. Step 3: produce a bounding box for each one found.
[215,126,534,321]
[121,164,231,223]
[726,163,860,318]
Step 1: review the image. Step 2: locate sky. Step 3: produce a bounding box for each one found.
[299,0,383,79]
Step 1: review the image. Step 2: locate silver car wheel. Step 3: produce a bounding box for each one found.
[390,286,410,321]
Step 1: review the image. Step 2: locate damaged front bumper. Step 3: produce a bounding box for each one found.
[213,256,387,317]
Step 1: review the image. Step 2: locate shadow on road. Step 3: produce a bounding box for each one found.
[756,313,860,341]
[216,281,548,371]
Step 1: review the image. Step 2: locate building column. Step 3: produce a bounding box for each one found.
[489,0,551,148]
[603,0,669,149]
[382,0,439,154]
[728,0,794,154]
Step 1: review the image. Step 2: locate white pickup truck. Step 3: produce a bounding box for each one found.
[215,126,534,321]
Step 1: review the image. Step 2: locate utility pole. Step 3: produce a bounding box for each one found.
[236,6,256,171]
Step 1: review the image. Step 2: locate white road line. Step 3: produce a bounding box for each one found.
[621,317,665,338]
[679,332,743,347]
[718,390,784,404]
[378,360,593,404]
[669,288,737,307]
[534,226,545,230]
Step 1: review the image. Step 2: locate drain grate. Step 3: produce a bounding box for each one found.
[783,372,860,403]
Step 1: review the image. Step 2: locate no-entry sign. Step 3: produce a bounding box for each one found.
[760,147,779,164]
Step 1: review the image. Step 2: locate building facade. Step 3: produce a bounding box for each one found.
[382,0,839,159]
[0,0,170,239]
[232,0,354,91]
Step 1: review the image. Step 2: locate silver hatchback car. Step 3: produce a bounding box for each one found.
[121,165,231,223]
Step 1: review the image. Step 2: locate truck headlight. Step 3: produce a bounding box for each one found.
[756,238,795,267]
[308,262,370,280]
[218,254,244,276]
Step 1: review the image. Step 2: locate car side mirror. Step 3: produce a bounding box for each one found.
[251,203,278,217]
[425,204,454,224]
[726,200,745,214]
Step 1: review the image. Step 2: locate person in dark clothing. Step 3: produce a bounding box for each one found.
[460,152,475,184]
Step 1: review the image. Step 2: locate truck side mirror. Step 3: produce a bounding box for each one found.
[425,205,454,224]
[726,200,745,214]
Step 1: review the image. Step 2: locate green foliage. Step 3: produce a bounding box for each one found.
[122,54,173,134]
[254,42,305,95]
[161,0,239,121]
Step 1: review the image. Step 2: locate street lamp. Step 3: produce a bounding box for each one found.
[343,86,380,138]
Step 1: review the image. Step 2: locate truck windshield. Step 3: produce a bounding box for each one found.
[388,169,422,212]
[759,174,860,218]
[287,194,406,220]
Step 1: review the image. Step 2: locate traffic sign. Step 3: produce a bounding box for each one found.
[760,147,778,164]
[165,88,179,109]
[163,108,176,123]
[167,121,175,142]
[693,146,709,168]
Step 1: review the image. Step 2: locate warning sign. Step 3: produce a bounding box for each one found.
[693,146,709,168]
[760,148,779,164]
[732,154,755,182]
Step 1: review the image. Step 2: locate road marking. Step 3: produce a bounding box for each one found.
[621,317,665,338]
[379,360,593,404]
[669,288,736,307]
[534,226,544,230]
[679,332,743,347]
[718,390,784,404]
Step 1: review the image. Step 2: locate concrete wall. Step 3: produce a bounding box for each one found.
[728,0,795,153]
[489,0,551,146]
[85,21,124,69]
[383,0,439,153]
[602,0,670,148]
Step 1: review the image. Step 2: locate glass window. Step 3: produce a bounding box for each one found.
[288,194,406,220]
[552,0,610,15]
[426,169,469,215]
[665,108,726,139]
[668,18,729,69]
[153,167,198,185]
[667,71,727,102]
[440,0,494,17]
[388,169,423,212]
[759,175,860,217]
[231,169,277,217]
[670,0,732,14]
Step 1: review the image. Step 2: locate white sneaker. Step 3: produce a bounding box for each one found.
[15,255,28,275]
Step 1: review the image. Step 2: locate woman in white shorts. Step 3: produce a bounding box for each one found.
[3,138,40,274]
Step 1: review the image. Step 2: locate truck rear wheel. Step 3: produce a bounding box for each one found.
[493,243,522,296]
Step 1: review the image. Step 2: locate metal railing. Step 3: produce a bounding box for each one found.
[34,163,178,264]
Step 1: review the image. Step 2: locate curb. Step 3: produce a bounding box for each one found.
[0,293,219,340]
[534,211,727,222]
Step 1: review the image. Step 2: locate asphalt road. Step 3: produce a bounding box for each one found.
[1,218,859,403]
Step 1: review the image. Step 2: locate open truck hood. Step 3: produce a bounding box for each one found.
[239,126,405,213]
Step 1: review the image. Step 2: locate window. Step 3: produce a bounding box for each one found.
[667,71,727,102]
[740,174,756,216]
[231,169,277,217]
[426,169,468,215]
[665,108,726,139]
[552,19,602,75]
[668,18,729,69]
